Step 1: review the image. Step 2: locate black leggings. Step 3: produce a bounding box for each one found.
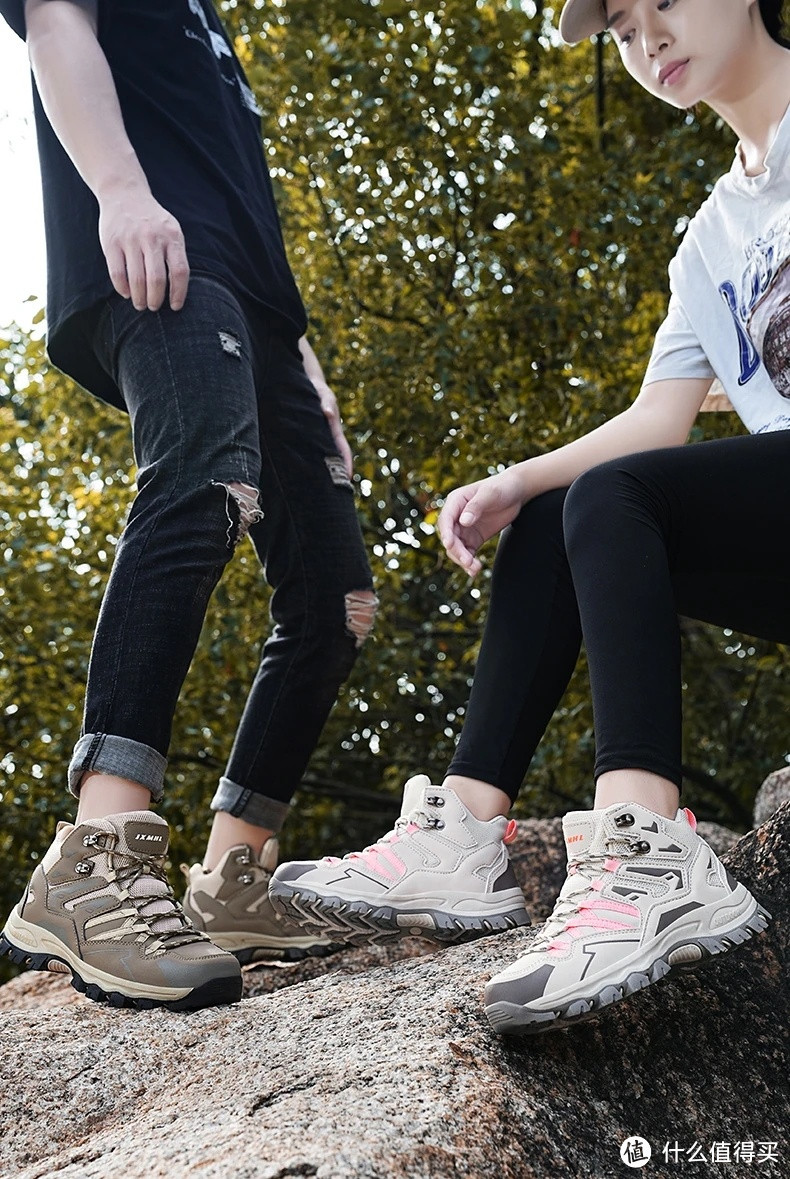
[448,432,790,801]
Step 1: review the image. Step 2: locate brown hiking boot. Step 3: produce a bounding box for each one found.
[181,838,334,964]
[0,811,242,1011]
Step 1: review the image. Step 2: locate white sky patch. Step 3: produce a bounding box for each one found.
[0,20,46,331]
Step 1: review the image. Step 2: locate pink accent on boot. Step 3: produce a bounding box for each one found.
[583,897,640,917]
[376,846,407,876]
[348,847,396,880]
[683,807,697,832]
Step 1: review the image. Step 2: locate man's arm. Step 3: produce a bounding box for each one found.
[439,377,713,576]
[299,336,354,479]
[25,0,189,310]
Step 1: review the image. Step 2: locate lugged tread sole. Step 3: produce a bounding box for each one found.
[0,933,242,1012]
[484,903,771,1036]
[268,881,531,947]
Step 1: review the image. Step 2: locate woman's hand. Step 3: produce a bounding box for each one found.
[438,466,528,577]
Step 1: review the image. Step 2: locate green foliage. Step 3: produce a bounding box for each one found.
[1,2,787,958]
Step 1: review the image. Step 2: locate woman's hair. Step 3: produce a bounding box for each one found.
[760,0,790,47]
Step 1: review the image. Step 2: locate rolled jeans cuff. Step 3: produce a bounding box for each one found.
[68,733,167,802]
[210,776,291,831]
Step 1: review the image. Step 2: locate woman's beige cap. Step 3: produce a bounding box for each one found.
[559,0,608,45]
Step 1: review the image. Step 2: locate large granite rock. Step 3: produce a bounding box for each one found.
[0,802,786,1179]
[754,767,790,827]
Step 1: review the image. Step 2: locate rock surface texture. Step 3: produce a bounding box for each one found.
[0,801,787,1179]
[754,767,790,826]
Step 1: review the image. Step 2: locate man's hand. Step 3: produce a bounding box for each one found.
[439,466,529,577]
[297,338,353,479]
[98,185,190,312]
[24,0,189,313]
[311,378,353,480]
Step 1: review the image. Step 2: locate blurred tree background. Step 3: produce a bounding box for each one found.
[1,0,788,942]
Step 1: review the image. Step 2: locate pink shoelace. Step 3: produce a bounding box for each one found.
[535,835,657,955]
[318,816,424,882]
[539,809,697,953]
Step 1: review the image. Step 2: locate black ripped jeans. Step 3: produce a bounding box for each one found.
[68,275,374,829]
[448,432,790,800]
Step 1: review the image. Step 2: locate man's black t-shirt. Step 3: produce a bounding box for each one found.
[0,0,308,411]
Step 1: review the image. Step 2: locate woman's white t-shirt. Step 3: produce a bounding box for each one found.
[644,103,790,434]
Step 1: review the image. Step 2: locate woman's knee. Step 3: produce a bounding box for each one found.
[488,487,570,583]
[564,463,619,521]
[562,464,632,557]
[562,459,666,554]
[511,486,568,543]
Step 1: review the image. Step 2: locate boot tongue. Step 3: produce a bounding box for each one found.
[561,808,607,860]
[90,810,170,858]
[87,811,181,934]
[539,809,613,948]
[400,774,432,818]
[258,837,279,874]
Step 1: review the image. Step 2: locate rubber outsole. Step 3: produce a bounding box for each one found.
[233,940,342,966]
[268,880,531,946]
[483,903,771,1036]
[0,933,243,1012]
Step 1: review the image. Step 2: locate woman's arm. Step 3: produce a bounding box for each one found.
[25,0,189,311]
[439,376,713,576]
[516,376,712,497]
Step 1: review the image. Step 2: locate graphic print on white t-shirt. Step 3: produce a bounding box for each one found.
[718,212,790,398]
[745,240,790,401]
[643,101,790,435]
[183,0,262,116]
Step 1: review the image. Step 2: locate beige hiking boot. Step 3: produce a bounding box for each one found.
[484,803,770,1035]
[269,775,531,946]
[0,811,242,1011]
[181,838,334,963]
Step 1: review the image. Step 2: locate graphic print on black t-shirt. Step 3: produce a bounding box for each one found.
[184,0,261,115]
[719,213,790,398]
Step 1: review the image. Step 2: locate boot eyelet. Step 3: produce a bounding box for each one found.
[634,840,651,854]
[234,853,251,865]
[75,860,93,876]
[426,795,445,807]
[237,872,254,885]
[614,813,635,828]
[428,818,445,830]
